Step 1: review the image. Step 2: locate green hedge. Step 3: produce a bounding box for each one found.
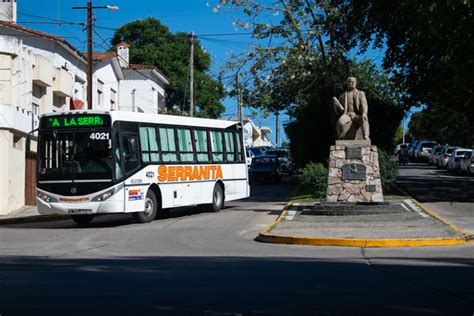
[297,162,328,198]
[378,149,399,192]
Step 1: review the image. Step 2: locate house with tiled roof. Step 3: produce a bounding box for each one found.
[93,42,170,113]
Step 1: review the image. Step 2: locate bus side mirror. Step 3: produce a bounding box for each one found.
[26,128,38,152]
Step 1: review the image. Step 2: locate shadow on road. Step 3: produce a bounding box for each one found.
[1,255,473,315]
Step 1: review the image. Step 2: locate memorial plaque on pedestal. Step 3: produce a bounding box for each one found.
[345,147,362,159]
[342,163,366,181]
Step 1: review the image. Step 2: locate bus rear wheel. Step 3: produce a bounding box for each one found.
[71,214,94,225]
[133,190,158,223]
[204,183,224,212]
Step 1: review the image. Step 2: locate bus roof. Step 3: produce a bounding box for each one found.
[39,110,240,129]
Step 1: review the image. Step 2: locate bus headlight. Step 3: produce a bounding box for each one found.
[91,184,123,202]
[37,191,58,203]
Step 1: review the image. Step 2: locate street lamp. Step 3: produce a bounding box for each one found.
[72,2,119,110]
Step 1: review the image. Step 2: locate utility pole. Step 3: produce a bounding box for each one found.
[72,2,118,110]
[86,1,93,109]
[189,32,195,117]
[275,111,280,147]
[236,73,243,127]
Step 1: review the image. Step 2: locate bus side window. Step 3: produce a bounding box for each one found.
[159,127,178,162]
[121,133,139,173]
[235,132,244,162]
[178,128,194,162]
[194,129,209,162]
[139,126,160,163]
[210,131,224,162]
[224,132,235,162]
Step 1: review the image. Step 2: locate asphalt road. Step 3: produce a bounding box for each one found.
[1,174,474,315]
[396,162,474,233]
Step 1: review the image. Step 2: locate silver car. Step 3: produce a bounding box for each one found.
[437,146,459,168]
[459,151,474,175]
[446,148,472,172]
[429,145,444,165]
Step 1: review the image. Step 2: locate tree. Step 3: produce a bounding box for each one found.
[332,0,474,145]
[214,1,405,166]
[112,18,225,118]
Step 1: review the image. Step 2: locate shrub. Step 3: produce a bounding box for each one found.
[297,162,328,198]
[378,149,398,192]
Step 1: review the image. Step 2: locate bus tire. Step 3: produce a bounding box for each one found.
[71,214,94,225]
[133,190,158,223]
[205,183,224,212]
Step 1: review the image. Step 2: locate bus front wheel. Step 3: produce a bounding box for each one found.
[133,190,158,223]
[204,183,224,212]
[71,214,94,225]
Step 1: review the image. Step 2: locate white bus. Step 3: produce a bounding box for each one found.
[36,111,250,224]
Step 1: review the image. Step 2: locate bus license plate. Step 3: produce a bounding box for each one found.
[68,209,92,214]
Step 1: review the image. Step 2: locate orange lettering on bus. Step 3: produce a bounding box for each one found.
[184,166,192,180]
[215,166,223,179]
[168,166,176,181]
[200,166,210,179]
[157,165,167,182]
[175,166,184,180]
[156,165,223,182]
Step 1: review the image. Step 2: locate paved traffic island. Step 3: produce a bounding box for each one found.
[257,199,473,247]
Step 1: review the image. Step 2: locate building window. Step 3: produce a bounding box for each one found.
[97,79,104,106]
[110,88,117,109]
[53,94,66,109]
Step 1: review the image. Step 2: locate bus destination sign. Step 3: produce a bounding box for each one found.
[41,114,111,129]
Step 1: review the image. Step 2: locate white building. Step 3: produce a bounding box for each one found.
[226,116,273,148]
[0,8,169,215]
[93,42,169,113]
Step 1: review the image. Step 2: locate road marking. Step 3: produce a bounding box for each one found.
[404,199,429,218]
[400,203,411,213]
[285,210,297,221]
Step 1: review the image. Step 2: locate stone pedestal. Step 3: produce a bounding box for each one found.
[326,140,383,203]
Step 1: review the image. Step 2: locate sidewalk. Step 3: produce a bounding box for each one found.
[0,206,68,225]
[257,198,474,247]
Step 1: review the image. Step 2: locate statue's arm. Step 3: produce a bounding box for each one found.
[332,97,344,113]
[360,91,368,114]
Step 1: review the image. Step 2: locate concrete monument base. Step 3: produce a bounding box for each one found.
[326,140,384,203]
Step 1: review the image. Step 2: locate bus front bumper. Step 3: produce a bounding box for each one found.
[36,188,125,216]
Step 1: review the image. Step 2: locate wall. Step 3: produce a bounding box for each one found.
[93,61,120,110]
[119,71,165,113]
[0,130,25,215]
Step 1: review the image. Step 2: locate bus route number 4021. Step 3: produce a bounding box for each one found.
[89,132,110,140]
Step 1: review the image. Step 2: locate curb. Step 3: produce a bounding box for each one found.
[0,214,69,225]
[256,198,474,248]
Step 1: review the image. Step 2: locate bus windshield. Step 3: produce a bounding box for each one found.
[38,130,121,181]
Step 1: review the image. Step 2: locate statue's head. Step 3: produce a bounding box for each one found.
[346,77,357,91]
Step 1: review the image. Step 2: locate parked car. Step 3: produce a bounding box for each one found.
[437,146,459,168]
[446,148,472,172]
[249,146,268,157]
[408,140,421,160]
[429,145,444,165]
[458,151,474,175]
[414,141,437,162]
[248,155,282,184]
[265,148,293,175]
[245,148,255,167]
